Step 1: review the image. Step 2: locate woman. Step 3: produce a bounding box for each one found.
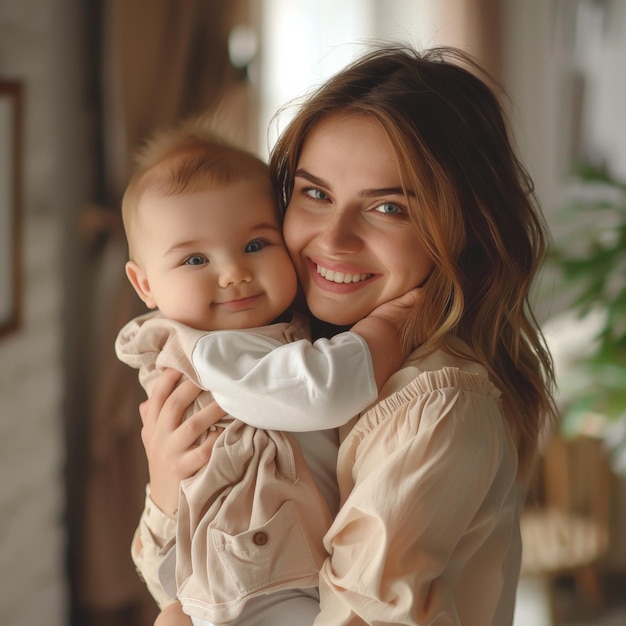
[137,44,556,625]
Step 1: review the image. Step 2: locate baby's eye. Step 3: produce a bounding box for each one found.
[183,254,207,266]
[245,239,267,253]
[305,187,328,201]
[374,202,403,215]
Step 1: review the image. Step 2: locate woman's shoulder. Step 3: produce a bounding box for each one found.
[344,336,504,442]
[377,335,497,400]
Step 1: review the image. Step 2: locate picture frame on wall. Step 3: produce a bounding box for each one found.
[0,81,22,338]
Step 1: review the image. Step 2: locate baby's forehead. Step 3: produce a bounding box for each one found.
[141,171,271,198]
[136,176,280,230]
[142,151,269,190]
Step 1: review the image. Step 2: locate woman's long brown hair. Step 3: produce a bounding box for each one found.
[270,44,557,479]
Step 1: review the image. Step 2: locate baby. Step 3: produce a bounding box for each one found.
[116,117,407,625]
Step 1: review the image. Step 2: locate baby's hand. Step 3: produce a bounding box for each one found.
[350,288,423,389]
[368,287,423,326]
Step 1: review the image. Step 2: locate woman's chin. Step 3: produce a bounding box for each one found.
[307,302,363,327]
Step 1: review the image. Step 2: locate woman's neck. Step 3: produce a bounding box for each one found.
[290,291,349,339]
[310,316,349,340]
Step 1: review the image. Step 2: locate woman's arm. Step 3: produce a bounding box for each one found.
[131,370,225,608]
[140,370,225,514]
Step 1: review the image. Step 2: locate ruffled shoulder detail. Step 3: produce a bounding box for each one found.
[351,366,502,439]
[416,366,500,398]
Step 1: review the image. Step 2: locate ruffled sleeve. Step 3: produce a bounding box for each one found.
[315,367,519,626]
[130,485,178,609]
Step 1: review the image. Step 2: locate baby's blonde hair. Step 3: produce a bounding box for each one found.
[122,115,271,260]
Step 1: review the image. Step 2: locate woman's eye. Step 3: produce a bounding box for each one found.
[374,202,402,215]
[183,254,207,266]
[305,187,328,201]
[245,239,267,253]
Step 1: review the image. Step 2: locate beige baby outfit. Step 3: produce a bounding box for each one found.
[115,311,376,624]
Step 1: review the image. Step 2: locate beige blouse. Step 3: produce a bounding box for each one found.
[314,340,522,625]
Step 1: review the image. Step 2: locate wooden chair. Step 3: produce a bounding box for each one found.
[520,434,612,623]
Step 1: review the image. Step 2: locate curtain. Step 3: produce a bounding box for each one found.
[434,0,503,82]
[69,2,251,624]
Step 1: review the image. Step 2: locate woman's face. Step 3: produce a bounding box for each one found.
[283,113,434,326]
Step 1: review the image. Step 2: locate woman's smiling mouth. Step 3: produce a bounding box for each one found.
[316,264,373,284]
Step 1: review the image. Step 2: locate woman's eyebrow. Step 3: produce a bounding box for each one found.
[294,168,329,189]
[294,168,412,198]
[358,186,411,198]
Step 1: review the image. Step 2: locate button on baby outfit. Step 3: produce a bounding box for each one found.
[253,532,269,546]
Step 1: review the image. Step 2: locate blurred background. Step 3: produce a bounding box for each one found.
[0,1,625,625]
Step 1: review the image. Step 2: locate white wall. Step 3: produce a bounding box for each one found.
[257,0,444,154]
[571,0,626,179]
[0,0,90,624]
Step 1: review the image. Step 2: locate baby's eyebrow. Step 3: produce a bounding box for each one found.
[247,223,282,239]
[250,222,281,231]
[166,240,203,253]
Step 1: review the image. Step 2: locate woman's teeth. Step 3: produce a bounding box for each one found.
[317,265,372,284]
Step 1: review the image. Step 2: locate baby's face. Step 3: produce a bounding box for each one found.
[130,179,297,331]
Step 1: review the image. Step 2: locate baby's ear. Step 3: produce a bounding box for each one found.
[125,261,157,308]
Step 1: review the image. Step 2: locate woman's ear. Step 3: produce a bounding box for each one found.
[125,261,157,308]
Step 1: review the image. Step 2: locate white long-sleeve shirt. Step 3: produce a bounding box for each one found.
[190,326,376,430]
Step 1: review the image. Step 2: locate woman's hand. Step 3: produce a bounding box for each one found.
[140,368,226,516]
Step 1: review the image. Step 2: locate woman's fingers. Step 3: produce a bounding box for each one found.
[174,399,228,450]
[188,400,228,432]
[183,426,223,473]
[161,378,204,428]
[139,400,149,426]
[143,368,182,428]
[139,371,229,504]
[167,405,227,479]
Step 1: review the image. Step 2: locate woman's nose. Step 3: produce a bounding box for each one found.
[217,260,252,288]
[316,210,362,253]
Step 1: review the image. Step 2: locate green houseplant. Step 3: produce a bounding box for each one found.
[546,165,626,471]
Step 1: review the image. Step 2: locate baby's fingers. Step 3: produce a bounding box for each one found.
[397,286,424,309]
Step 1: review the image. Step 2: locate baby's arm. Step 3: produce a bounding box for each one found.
[191,289,420,431]
[350,286,421,389]
[192,331,377,430]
